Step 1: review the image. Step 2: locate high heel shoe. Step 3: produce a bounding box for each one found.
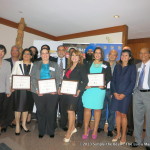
[15,132,20,136]
[92,134,97,140]
[64,128,77,142]
[21,125,30,132]
[112,135,121,142]
[82,128,90,140]
[120,140,126,145]
[1,127,7,133]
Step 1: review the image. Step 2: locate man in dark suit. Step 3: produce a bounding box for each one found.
[131,48,150,150]
[5,45,20,70]
[54,45,68,131]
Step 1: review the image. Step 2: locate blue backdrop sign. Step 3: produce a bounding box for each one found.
[85,43,122,61]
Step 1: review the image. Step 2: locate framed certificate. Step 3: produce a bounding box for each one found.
[60,80,78,95]
[87,73,105,87]
[38,79,57,94]
[12,75,31,90]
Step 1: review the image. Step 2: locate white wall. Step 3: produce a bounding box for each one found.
[0,24,52,58]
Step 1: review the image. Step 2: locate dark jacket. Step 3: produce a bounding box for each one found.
[63,64,88,91]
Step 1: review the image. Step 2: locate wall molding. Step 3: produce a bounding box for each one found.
[0,17,128,45]
[127,37,150,44]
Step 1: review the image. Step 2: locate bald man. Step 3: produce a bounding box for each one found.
[98,50,118,137]
[131,48,150,150]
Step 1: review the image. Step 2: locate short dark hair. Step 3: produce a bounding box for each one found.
[21,48,33,61]
[119,49,134,65]
[0,44,7,55]
[41,44,50,50]
[93,47,104,61]
[57,45,65,51]
[40,48,50,54]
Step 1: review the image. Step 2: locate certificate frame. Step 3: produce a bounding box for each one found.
[12,75,31,90]
[60,80,78,95]
[38,78,57,94]
[87,73,105,87]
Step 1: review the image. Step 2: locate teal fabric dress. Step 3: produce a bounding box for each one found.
[82,63,106,109]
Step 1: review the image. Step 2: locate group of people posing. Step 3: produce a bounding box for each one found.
[0,44,150,149]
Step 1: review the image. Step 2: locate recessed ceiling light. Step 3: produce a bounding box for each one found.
[114,15,120,18]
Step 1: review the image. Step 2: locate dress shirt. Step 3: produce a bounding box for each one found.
[138,60,150,89]
[57,57,66,69]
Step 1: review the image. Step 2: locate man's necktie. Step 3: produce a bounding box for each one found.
[60,58,63,79]
[138,64,146,89]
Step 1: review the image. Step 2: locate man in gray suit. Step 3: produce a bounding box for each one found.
[131,48,150,150]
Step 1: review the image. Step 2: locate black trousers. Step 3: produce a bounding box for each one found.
[59,95,68,128]
[33,93,58,135]
[0,93,13,127]
[127,96,134,131]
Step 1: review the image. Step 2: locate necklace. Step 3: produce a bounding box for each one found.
[93,62,101,68]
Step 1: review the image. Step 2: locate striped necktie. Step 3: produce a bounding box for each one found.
[60,58,63,79]
[138,64,146,89]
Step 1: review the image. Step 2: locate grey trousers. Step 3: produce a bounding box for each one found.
[133,90,150,145]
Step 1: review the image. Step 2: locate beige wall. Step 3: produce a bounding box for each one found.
[0,24,52,58]
[62,32,122,43]
[1,24,122,58]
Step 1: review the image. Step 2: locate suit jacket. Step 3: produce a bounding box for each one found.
[111,64,136,96]
[11,60,33,76]
[63,64,88,91]
[5,57,13,70]
[86,61,112,87]
[134,62,150,91]
[52,57,68,69]
[31,60,61,93]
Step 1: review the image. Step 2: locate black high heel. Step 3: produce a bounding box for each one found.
[21,125,30,132]
[15,132,20,136]
[1,127,7,133]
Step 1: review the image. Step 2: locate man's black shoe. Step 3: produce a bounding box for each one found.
[76,123,82,128]
[62,127,68,131]
[107,131,113,137]
[127,130,133,136]
[131,142,139,147]
[145,146,150,150]
[97,128,104,133]
[49,134,55,138]
[39,134,44,138]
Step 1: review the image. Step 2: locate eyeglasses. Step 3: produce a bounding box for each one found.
[23,53,31,55]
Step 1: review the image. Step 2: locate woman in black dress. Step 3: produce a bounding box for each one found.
[58,49,88,142]
[11,49,33,135]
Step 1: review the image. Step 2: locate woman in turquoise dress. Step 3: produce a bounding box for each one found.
[82,47,111,139]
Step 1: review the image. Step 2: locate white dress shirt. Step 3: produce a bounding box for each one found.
[138,60,150,89]
[57,57,66,69]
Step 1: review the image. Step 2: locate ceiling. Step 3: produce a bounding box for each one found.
[0,0,150,39]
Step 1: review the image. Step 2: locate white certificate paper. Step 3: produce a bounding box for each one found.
[12,75,31,90]
[60,80,78,95]
[87,74,104,87]
[38,79,56,94]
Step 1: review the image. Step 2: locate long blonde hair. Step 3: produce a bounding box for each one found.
[67,49,83,69]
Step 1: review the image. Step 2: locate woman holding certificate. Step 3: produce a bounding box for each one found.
[31,48,60,138]
[11,49,33,135]
[82,47,111,140]
[111,50,136,145]
[0,45,11,135]
[59,49,88,142]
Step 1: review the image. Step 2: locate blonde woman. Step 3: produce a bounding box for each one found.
[59,49,88,142]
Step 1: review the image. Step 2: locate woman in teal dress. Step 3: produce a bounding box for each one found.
[82,47,111,139]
